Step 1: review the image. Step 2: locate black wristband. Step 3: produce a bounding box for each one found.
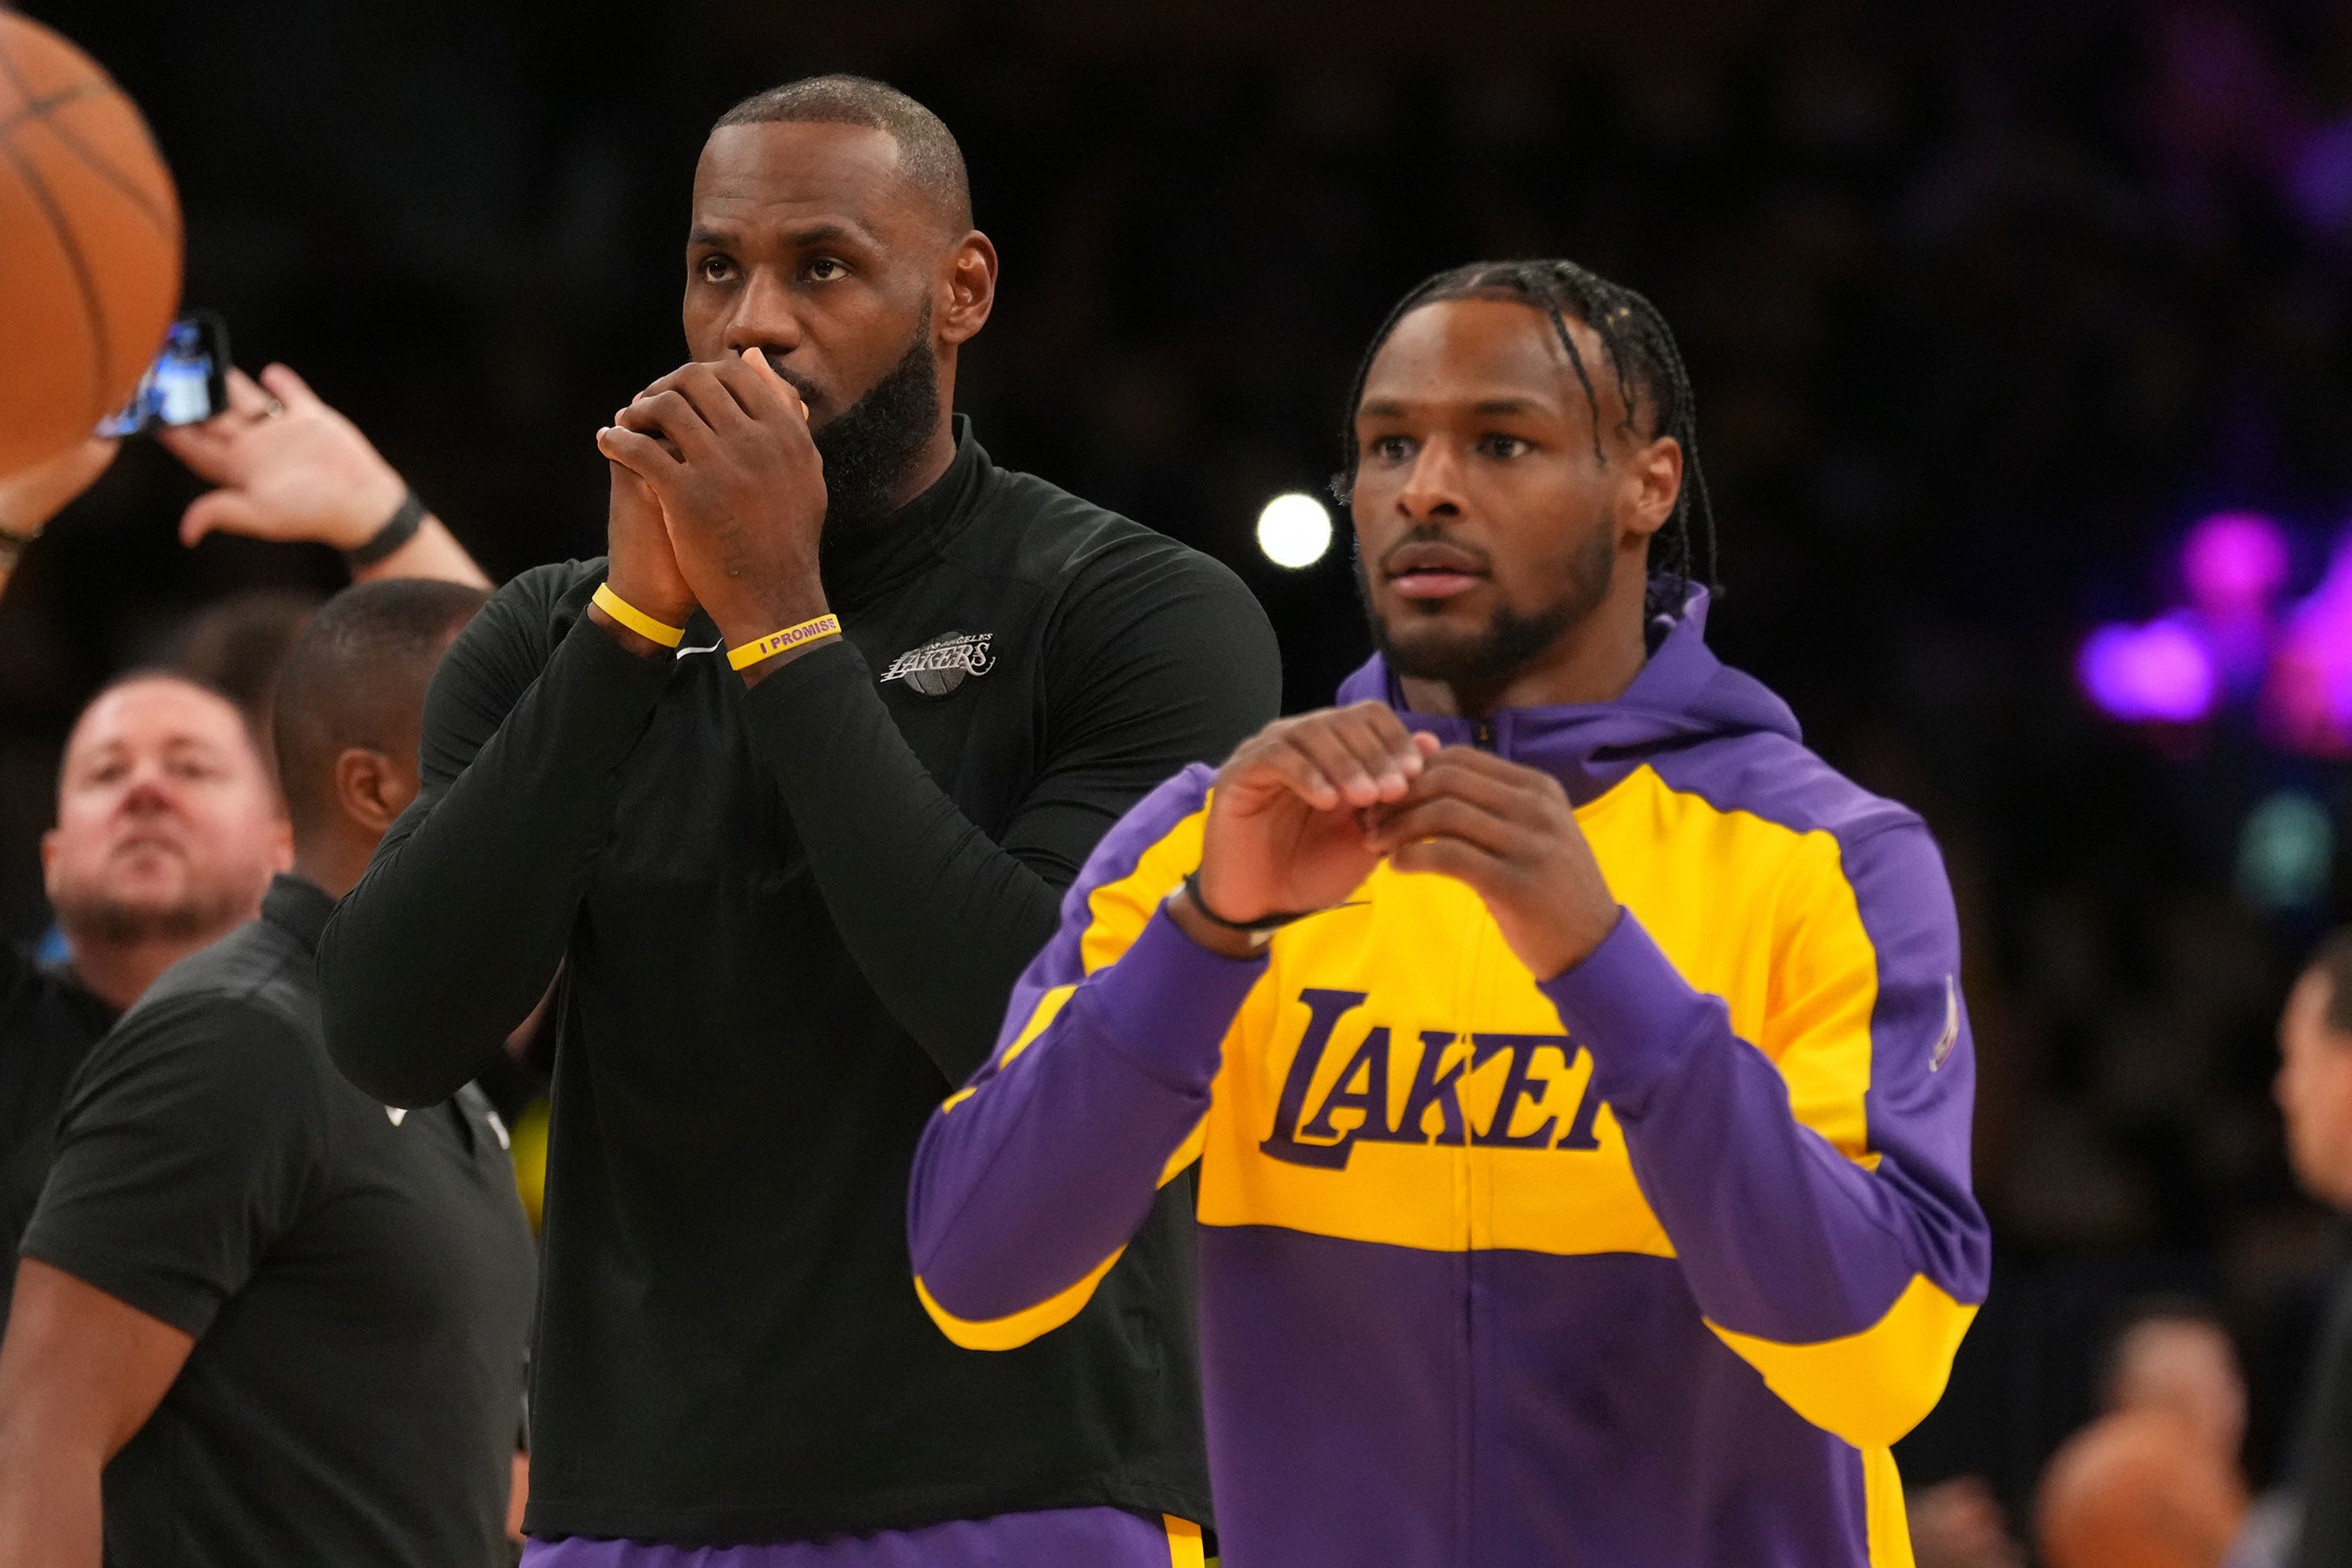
[345,489,425,569]
[1181,869,1319,934]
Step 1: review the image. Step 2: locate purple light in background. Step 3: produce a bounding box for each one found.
[2079,616,2219,724]
[2183,511,2290,693]
[2265,535,2352,757]
[2290,116,2352,237]
[2182,511,2290,617]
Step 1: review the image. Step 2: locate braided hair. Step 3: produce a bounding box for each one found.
[1331,259,1719,611]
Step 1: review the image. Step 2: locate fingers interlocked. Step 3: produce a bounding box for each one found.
[601,351,808,478]
[1226,702,1435,812]
[1365,747,1573,864]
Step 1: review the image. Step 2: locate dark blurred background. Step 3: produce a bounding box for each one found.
[10,0,2352,1537]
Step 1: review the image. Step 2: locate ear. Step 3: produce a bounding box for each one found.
[268,816,295,875]
[936,231,999,348]
[39,829,58,890]
[1619,434,1683,546]
[332,746,415,838]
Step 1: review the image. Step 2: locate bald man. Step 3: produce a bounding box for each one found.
[323,74,1276,1565]
[0,580,533,1568]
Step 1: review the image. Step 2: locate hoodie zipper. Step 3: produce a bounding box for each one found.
[1464,712,1510,1559]
[1463,712,1493,1563]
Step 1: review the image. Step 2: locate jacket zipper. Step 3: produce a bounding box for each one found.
[1460,710,1495,1564]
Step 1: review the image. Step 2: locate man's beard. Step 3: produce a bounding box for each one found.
[53,882,253,949]
[1356,522,1616,693]
[780,312,941,536]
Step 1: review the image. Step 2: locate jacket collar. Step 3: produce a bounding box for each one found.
[816,415,990,613]
[261,874,336,955]
[1332,587,1801,804]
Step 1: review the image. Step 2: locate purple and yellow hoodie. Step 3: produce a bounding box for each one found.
[906,594,1988,1567]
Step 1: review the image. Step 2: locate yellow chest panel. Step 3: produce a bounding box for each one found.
[1192,766,1875,1257]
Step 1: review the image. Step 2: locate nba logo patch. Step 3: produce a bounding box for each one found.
[1929,976,1960,1073]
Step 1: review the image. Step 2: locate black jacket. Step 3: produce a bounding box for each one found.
[319,424,1281,1544]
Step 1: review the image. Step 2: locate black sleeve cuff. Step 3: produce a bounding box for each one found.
[543,605,681,764]
[734,639,880,774]
[18,1236,220,1341]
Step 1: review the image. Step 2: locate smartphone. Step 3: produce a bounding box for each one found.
[96,312,231,437]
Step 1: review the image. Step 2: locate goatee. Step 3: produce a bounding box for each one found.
[1354,521,1615,693]
[798,319,942,537]
[56,886,252,949]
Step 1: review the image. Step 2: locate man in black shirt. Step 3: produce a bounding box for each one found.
[0,362,493,1325]
[0,672,291,1325]
[0,578,535,1568]
[321,75,1278,1565]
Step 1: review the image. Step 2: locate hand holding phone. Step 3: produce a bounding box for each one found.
[95,312,230,437]
[157,363,410,551]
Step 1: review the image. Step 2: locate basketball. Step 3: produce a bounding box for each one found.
[0,12,181,476]
[2035,1411,2247,1568]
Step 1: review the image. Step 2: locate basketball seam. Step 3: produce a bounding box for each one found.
[0,31,174,236]
[0,129,111,421]
[0,81,107,140]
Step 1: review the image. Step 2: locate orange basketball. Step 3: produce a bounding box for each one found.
[2035,1410,2246,1568]
[0,13,181,475]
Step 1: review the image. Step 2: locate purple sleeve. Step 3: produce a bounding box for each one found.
[906,768,1265,1335]
[1541,821,1987,1351]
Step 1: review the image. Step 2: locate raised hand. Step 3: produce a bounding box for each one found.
[595,456,697,646]
[594,351,830,674]
[159,365,406,551]
[1362,746,1619,980]
[1174,704,1437,956]
[156,364,489,587]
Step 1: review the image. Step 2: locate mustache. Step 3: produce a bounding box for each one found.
[759,351,825,415]
[1375,524,1493,577]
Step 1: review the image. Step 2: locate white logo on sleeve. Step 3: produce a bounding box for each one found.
[1929,977,1960,1073]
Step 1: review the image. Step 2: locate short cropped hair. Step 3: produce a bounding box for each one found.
[271,580,488,837]
[59,667,260,788]
[713,74,972,230]
[164,587,328,725]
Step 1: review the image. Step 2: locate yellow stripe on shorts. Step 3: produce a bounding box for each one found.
[1163,1514,1205,1568]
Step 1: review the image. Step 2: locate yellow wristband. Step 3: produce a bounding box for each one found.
[592,583,685,648]
[728,613,842,670]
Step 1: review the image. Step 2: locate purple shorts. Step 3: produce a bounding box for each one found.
[522,1508,1203,1568]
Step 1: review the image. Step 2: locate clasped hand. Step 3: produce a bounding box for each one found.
[1186,703,1620,981]
[595,349,830,648]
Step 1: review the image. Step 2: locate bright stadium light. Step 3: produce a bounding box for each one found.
[1257,492,1332,569]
